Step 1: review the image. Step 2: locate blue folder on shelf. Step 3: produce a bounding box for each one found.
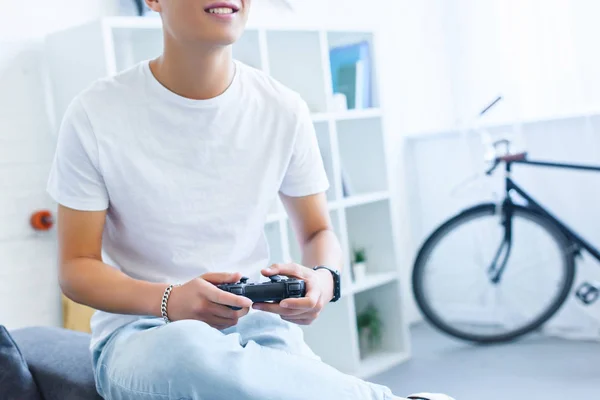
[329,41,372,109]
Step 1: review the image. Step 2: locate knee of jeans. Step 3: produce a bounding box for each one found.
[159,320,222,353]
[159,320,236,368]
[99,320,243,398]
[152,320,250,394]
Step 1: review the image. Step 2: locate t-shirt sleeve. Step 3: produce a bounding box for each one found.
[279,99,330,197]
[47,98,109,211]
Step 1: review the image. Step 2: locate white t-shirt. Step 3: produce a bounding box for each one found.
[47,60,329,349]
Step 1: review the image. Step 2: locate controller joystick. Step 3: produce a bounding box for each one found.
[240,277,249,284]
[269,275,284,283]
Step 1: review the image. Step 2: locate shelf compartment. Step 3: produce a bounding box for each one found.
[345,200,396,274]
[300,296,360,374]
[327,31,380,111]
[266,31,329,113]
[337,117,389,196]
[311,108,383,123]
[111,27,163,72]
[343,191,390,209]
[354,281,405,363]
[356,351,410,379]
[335,108,382,121]
[314,121,338,201]
[348,271,398,296]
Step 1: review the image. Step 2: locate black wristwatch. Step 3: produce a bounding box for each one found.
[313,266,341,302]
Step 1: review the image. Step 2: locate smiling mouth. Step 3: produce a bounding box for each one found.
[205,6,240,15]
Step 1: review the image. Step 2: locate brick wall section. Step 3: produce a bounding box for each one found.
[0,1,117,329]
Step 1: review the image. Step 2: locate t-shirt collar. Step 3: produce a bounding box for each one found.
[142,59,241,108]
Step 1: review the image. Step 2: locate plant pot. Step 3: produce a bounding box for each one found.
[358,327,371,358]
[353,262,367,282]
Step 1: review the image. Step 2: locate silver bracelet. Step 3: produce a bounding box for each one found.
[161,284,179,323]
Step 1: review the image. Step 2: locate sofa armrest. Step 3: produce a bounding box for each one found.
[10,327,102,400]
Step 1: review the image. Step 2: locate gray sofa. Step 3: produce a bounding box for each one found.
[0,325,101,400]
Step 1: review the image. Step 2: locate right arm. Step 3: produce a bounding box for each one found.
[57,205,252,329]
[57,205,166,317]
[52,99,250,329]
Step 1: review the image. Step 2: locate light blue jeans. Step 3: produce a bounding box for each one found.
[92,310,395,400]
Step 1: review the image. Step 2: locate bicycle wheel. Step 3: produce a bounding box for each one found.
[412,203,576,344]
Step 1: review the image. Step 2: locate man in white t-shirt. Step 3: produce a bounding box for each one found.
[48,1,454,399]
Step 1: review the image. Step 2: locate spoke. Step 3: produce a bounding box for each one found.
[504,255,564,281]
[426,275,482,300]
[427,259,484,279]
[426,270,491,308]
[496,287,531,328]
[507,276,559,301]
[470,226,486,267]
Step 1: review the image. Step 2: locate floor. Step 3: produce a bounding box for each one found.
[372,324,600,400]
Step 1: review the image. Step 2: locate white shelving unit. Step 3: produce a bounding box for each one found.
[45,17,410,379]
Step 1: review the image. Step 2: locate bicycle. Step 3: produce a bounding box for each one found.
[411,135,600,344]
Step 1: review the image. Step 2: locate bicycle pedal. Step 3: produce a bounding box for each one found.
[575,282,600,305]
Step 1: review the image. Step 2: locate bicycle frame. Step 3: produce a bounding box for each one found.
[489,158,600,282]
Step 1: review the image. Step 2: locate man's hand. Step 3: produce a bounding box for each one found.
[166,272,253,330]
[252,263,334,325]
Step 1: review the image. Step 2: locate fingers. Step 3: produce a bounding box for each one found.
[252,302,307,316]
[202,272,243,285]
[209,303,250,319]
[261,263,308,279]
[279,289,319,310]
[201,280,253,309]
[281,312,319,325]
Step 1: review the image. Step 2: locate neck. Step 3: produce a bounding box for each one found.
[149,35,235,100]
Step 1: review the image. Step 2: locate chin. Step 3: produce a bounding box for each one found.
[212,33,241,46]
[205,30,244,46]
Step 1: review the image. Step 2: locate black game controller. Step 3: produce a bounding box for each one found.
[218,275,306,310]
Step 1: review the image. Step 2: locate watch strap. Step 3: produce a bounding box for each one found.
[313,266,341,302]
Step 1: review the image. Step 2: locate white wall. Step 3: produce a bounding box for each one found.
[402,0,600,337]
[440,0,600,127]
[0,1,120,329]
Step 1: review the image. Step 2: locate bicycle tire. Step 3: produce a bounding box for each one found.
[412,203,576,344]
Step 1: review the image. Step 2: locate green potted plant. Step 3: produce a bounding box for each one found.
[352,247,368,282]
[356,304,383,357]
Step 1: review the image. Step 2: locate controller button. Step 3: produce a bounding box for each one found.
[232,287,243,295]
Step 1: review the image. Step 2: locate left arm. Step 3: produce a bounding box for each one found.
[253,192,343,324]
[255,98,340,324]
[286,192,343,276]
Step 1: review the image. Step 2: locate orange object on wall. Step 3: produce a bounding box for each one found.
[30,210,54,231]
